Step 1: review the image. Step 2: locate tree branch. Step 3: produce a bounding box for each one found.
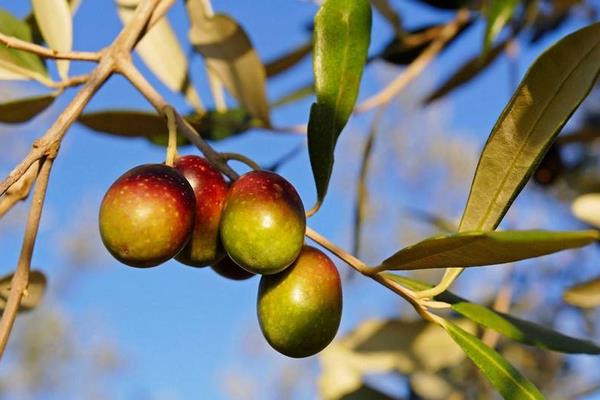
[0,32,101,61]
[0,157,52,358]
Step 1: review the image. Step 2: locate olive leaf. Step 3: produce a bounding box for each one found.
[0,93,56,123]
[187,1,270,126]
[77,109,252,144]
[423,37,509,104]
[385,273,600,354]
[374,230,599,272]
[483,0,520,53]
[380,21,472,66]
[0,270,47,312]
[563,276,600,309]
[116,0,203,111]
[0,8,48,81]
[571,193,600,228]
[442,320,544,400]
[32,0,73,80]
[307,0,372,213]
[271,81,314,109]
[460,22,600,232]
[265,40,312,78]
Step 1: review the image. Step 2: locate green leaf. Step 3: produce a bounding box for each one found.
[563,276,600,308]
[77,109,252,144]
[0,8,47,80]
[442,320,544,400]
[187,2,270,126]
[424,38,509,104]
[117,0,203,111]
[459,22,600,232]
[0,270,47,312]
[0,94,56,123]
[380,21,472,66]
[32,0,72,80]
[376,230,599,271]
[307,0,372,212]
[384,273,600,354]
[353,110,384,256]
[484,0,520,53]
[453,302,600,354]
[265,41,312,78]
[271,82,314,109]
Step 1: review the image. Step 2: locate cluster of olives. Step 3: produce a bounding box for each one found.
[98,155,342,358]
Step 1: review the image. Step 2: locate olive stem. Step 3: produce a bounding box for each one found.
[165,107,178,166]
[220,153,261,171]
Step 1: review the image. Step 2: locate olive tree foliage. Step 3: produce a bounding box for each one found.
[0,0,599,398]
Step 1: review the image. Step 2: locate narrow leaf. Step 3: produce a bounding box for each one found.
[563,276,600,308]
[0,8,47,80]
[572,193,600,228]
[377,230,599,271]
[78,109,252,143]
[32,0,72,80]
[265,41,312,78]
[0,270,47,312]
[353,110,384,256]
[0,94,55,123]
[459,22,600,231]
[308,0,372,212]
[371,0,403,37]
[187,3,270,126]
[453,302,600,354]
[271,82,314,109]
[424,38,509,104]
[380,21,472,66]
[484,0,520,53]
[117,1,203,111]
[442,320,544,400]
[384,273,600,354]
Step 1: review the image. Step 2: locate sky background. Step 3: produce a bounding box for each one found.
[0,0,599,399]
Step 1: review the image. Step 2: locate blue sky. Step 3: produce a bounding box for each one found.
[0,0,599,399]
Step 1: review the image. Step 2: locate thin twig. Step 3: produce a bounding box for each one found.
[0,157,52,358]
[354,9,470,113]
[0,32,101,61]
[49,74,90,89]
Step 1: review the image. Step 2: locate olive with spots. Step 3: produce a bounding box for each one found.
[98,164,196,268]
